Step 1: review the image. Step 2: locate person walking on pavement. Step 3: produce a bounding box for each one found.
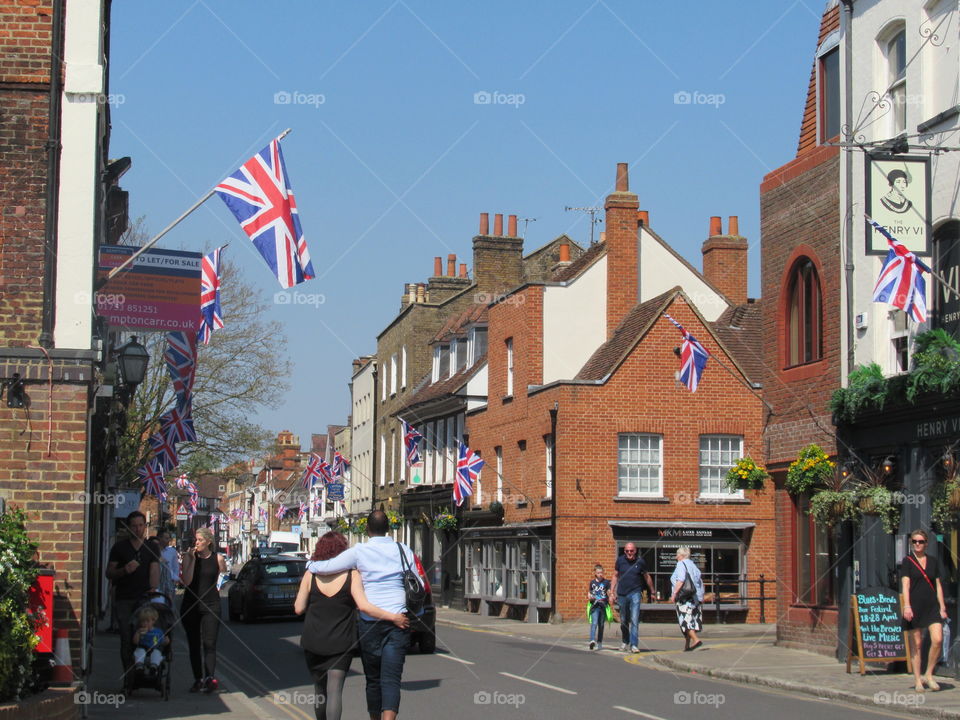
[105,511,161,691]
[180,527,227,693]
[295,531,409,720]
[587,564,612,651]
[156,529,181,598]
[612,543,655,653]
[901,528,948,692]
[669,546,705,651]
[305,510,421,720]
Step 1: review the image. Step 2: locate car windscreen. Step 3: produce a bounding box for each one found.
[262,561,305,578]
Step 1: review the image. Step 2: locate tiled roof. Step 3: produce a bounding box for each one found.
[575,289,678,381]
[710,300,764,386]
[552,241,606,282]
[431,303,488,344]
[397,354,487,416]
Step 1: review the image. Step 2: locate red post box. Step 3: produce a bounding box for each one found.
[28,569,55,653]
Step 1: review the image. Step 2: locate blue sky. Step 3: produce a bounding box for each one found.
[109,0,824,450]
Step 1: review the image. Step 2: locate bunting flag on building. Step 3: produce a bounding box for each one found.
[663,313,709,393]
[300,453,326,489]
[148,431,179,472]
[454,442,484,507]
[259,507,268,523]
[138,460,167,499]
[298,502,307,521]
[159,404,196,445]
[164,331,198,408]
[214,137,315,289]
[198,246,225,344]
[869,218,931,323]
[401,419,423,467]
[175,473,191,489]
[275,504,287,520]
[331,451,350,478]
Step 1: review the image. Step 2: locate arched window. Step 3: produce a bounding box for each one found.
[787,259,822,367]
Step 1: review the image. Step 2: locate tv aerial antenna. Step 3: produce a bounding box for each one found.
[564,206,603,245]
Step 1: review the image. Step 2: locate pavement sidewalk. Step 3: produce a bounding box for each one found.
[435,607,960,719]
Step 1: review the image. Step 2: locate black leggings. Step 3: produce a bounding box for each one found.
[181,603,220,680]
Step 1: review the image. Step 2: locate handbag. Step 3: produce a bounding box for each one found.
[677,560,697,603]
[397,542,426,614]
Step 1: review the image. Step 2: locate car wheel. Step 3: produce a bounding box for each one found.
[417,631,436,654]
[228,597,238,622]
[242,599,256,624]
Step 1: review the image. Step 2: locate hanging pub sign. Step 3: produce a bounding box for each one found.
[96,245,202,332]
[866,155,931,256]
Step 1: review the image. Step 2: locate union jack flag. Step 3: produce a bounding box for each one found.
[312,494,323,513]
[198,246,225,344]
[454,442,484,507]
[164,332,197,407]
[159,404,196,444]
[401,419,423,467]
[300,453,326,489]
[259,507,268,523]
[298,502,307,521]
[175,473,191,489]
[331,451,350,478]
[138,460,167,499]
[664,313,710,393]
[215,138,315,289]
[870,219,931,323]
[275,504,287,520]
[148,431,179,472]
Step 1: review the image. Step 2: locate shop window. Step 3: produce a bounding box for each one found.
[786,259,823,367]
[795,496,836,606]
[632,542,744,603]
[534,540,551,603]
[618,434,662,496]
[699,435,743,497]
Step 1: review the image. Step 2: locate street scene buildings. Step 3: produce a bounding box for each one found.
[2,0,960,718]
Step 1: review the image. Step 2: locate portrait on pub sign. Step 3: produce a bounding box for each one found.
[866,155,931,256]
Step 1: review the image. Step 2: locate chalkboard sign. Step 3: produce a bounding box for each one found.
[846,587,912,675]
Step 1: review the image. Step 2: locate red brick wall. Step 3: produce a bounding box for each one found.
[470,292,773,623]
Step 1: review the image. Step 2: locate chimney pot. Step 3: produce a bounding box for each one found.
[559,243,570,263]
[507,214,518,237]
[637,210,649,227]
[407,283,416,303]
[447,254,456,277]
[599,231,606,243]
[416,283,426,302]
[493,213,503,236]
[459,263,468,278]
[728,215,739,236]
[615,162,629,192]
[433,257,442,277]
[479,212,489,235]
[709,216,722,236]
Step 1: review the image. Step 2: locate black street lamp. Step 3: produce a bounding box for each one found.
[115,335,150,388]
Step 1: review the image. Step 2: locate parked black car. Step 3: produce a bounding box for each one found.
[409,554,436,653]
[227,555,306,623]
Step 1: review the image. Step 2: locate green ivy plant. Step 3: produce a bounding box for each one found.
[0,507,40,702]
[931,477,960,532]
[830,363,888,423]
[809,490,858,528]
[855,485,901,534]
[906,329,960,403]
[724,457,769,492]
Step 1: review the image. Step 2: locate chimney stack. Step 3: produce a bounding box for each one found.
[493,213,503,236]
[447,254,456,277]
[459,263,468,278]
[702,215,748,306]
[507,214,518,237]
[407,283,417,304]
[604,162,640,338]
[637,210,649,227]
[479,212,489,235]
[473,210,524,295]
[433,257,442,277]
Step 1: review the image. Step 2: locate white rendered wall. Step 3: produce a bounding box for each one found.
[350,361,376,513]
[542,256,607,383]
[638,228,728,321]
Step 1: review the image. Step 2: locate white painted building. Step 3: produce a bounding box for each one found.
[349,357,376,517]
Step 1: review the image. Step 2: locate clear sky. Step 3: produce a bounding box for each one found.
[109,0,825,451]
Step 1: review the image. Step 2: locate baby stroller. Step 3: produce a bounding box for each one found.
[126,590,176,699]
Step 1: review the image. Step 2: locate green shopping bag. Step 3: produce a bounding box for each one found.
[586,601,615,623]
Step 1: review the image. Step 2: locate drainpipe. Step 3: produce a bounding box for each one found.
[841,0,855,380]
[40,0,64,347]
[549,402,558,622]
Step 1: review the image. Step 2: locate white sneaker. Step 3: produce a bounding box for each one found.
[588,640,596,650]
[631,645,640,653]
[619,643,629,651]
[596,643,604,650]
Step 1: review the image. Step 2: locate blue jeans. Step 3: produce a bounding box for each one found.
[618,591,642,647]
[358,619,409,715]
[589,605,606,643]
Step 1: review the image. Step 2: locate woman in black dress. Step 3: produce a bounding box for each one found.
[294,532,407,720]
[901,528,948,692]
[180,527,228,693]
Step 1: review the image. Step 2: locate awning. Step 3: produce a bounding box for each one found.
[608,521,756,530]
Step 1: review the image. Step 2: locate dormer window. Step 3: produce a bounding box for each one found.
[433,344,450,382]
[454,337,467,373]
[468,326,488,365]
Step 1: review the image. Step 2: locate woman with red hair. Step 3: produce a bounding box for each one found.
[295,532,407,720]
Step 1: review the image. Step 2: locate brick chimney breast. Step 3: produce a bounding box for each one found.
[604,162,640,339]
[702,215,748,306]
[473,211,523,294]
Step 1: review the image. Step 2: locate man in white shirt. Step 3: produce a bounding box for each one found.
[306,510,418,720]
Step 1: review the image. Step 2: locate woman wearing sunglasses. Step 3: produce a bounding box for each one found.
[901,529,948,692]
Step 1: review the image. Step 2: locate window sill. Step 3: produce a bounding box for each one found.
[540,498,552,507]
[918,105,960,134]
[696,497,750,505]
[614,495,670,503]
[502,395,513,404]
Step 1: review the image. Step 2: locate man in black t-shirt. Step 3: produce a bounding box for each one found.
[106,511,160,690]
[612,543,655,653]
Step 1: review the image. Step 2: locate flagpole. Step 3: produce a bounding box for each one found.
[865,214,960,303]
[99,128,293,287]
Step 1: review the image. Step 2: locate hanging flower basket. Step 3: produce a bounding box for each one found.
[854,485,901,534]
[786,444,835,496]
[335,517,350,534]
[433,509,457,531]
[808,490,857,528]
[351,517,368,536]
[931,479,960,532]
[489,500,504,517]
[385,510,402,529]
[724,457,769,492]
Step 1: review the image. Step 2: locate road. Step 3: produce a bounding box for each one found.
[204,612,921,720]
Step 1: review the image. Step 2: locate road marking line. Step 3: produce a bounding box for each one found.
[613,705,670,720]
[498,671,577,694]
[218,652,313,720]
[436,653,476,665]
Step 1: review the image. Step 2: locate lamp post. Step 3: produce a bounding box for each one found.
[114,335,149,405]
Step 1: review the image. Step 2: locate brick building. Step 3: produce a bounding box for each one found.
[0,0,125,678]
[760,3,846,655]
[464,164,774,623]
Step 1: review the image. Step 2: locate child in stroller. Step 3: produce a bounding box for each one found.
[127,591,175,699]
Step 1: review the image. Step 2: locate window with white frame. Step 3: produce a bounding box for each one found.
[390,429,396,484]
[495,447,503,502]
[390,353,398,396]
[455,337,467,373]
[617,434,662,496]
[884,26,907,135]
[379,434,386,486]
[433,344,450,382]
[505,338,514,396]
[699,435,743,496]
[891,310,909,374]
[469,326,488,365]
[401,346,407,389]
[381,367,386,401]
